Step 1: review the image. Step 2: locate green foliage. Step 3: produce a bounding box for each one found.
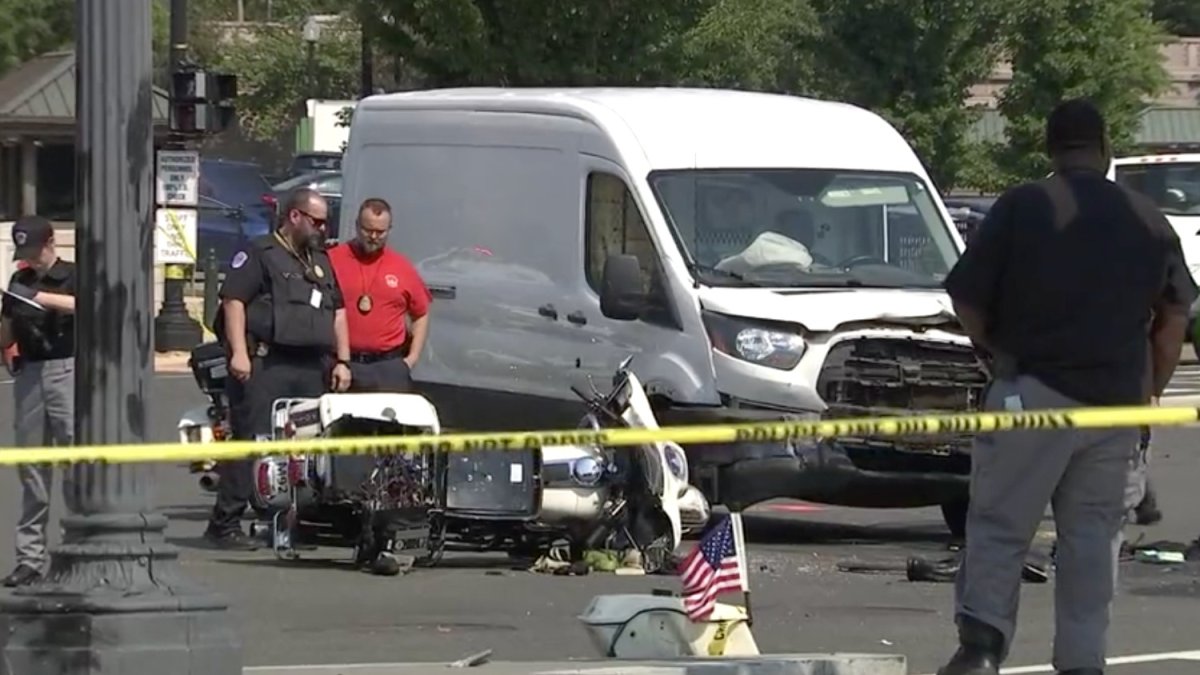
[807,0,1012,191]
[678,0,819,91]
[194,6,363,142]
[993,0,1169,182]
[1153,0,1200,36]
[0,0,73,76]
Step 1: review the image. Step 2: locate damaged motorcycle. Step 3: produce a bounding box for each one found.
[440,355,711,572]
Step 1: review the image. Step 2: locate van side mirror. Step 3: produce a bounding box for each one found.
[599,254,645,321]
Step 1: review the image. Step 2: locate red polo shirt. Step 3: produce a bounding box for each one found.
[328,243,432,354]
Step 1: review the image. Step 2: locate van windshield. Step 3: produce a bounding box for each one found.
[1114,162,1200,216]
[648,169,960,289]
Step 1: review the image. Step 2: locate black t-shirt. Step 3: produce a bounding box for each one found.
[943,169,1198,406]
[1,259,76,360]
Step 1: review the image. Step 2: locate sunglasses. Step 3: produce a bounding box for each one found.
[294,209,328,229]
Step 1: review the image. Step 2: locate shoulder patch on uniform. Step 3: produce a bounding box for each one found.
[231,251,248,269]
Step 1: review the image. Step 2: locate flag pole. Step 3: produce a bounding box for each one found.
[729,510,753,627]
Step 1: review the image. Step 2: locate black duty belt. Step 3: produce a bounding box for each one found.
[350,348,403,364]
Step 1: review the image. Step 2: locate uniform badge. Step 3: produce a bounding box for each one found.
[231,251,248,269]
[13,232,26,246]
[313,265,324,279]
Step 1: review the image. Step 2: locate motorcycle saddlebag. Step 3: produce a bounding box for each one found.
[444,449,540,519]
[188,341,228,396]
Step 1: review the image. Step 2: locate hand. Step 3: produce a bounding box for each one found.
[229,351,252,382]
[332,362,352,392]
[403,354,418,369]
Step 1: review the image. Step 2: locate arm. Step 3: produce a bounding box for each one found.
[406,314,429,366]
[34,292,74,313]
[942,191,1016,356]
[404,262,434,367]
[334,309,350,362]
[223,299,249,359]
[1149,232,1198,397]
[220,248,267,363]
[0,317,13,350]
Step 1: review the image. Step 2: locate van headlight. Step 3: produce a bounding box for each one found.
[702,310,806,370]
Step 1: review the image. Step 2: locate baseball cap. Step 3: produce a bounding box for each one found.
[1045,99,1107,154]
[11,215,53,261]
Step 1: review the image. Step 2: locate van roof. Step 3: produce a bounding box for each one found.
[357,87,929,176]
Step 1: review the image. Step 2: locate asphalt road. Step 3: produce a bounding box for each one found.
[0,374,1196,674]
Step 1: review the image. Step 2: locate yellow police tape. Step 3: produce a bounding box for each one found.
[0,404,1194,467]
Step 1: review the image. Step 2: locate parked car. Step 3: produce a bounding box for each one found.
[196,159,275,272]
[287,152,342,179]
[942,196,994,244]
[267,171,344,241]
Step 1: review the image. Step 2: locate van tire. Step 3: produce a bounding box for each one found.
[941,500,968,540]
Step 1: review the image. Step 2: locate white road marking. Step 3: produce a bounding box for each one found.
[915,649,1200,675]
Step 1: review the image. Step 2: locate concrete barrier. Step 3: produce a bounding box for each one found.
[243,654,907,675]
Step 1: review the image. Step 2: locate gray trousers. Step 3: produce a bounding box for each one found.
[12,357,74,569]
[955,375,1136,671]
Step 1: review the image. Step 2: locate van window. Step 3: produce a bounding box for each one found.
[1115,162,1200,216]
[585,173,672,323]
[650,169,957,289]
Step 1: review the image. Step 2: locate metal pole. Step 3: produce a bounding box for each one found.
[0,0,241,672]
[155,0,203,352]
[360,3,374,98]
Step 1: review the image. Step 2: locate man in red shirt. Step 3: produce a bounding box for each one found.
[327,198,431,392]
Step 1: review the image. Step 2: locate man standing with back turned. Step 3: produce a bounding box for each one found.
[935,99,1197,675]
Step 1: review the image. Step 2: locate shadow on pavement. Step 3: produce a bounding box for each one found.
[742,512,953,548]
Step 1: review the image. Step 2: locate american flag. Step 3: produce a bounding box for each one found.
[679,515,746,622]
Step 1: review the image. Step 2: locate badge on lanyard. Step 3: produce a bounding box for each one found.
[309,288,322,308]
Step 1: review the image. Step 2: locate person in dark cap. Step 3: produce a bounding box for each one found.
[933,98,1198,675]
[0,215,76,587]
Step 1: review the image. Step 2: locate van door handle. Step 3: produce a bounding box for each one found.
[429,284,456,300]
[538,304,558,320]
[567,311,587,325]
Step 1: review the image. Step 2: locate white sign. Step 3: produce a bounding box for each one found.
[155,150,200,207]
[155,208,198,265]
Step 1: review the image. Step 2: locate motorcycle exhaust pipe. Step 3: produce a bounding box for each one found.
[198,473,220,492]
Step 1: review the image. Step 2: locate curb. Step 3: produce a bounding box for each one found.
[243,654,907,675]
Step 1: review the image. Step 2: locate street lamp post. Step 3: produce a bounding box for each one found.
[0,0,241,672]
[304,16,321,99]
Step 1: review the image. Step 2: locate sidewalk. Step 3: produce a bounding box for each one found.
[242,654,907,675]
[155,351,192,374]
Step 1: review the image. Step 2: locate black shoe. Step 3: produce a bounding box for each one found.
[1133,488,1162,526]
[203,528,261,551]
[2,564,41,588]
[369,553,402,577]
[936,615,1003,675]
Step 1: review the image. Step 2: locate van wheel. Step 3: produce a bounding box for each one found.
[941,500,968,540]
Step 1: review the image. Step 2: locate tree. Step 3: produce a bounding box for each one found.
[679,0,819,92]
[807,0,1014,192]
[1153,0,1200,36]
[0,0,73,76]
[190,2,363,142]
[993,0,1169,182]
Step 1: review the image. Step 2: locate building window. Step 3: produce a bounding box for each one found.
[36,143,75,221]
[584,172,673,325]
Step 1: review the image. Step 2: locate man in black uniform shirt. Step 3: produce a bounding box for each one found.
[203,188,352,550]
[0,215,76,586]
[935,100,1197,675]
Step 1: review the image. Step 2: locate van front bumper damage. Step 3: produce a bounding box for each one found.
[667,336,989,511]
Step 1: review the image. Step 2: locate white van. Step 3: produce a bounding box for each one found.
[341,88,987,535]
[1108,153,1200,285]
